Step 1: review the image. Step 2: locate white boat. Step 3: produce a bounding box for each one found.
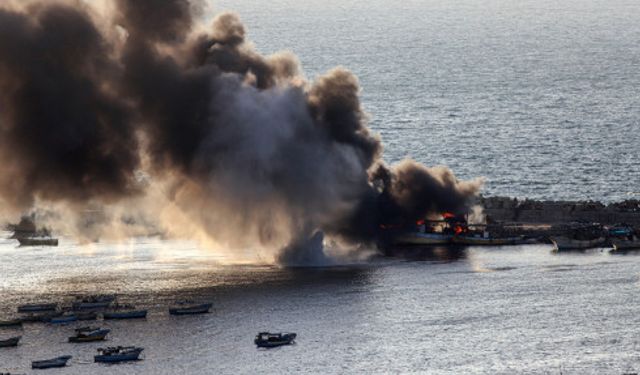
[94,346,143,363]
[550,236,607,251]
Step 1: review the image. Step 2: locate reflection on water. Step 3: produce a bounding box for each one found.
[381,245,468,263]
[3,238,640,374]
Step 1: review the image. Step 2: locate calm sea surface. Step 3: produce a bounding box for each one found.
[2,1,640,374]
[2,237,640,374]
[212,0,640,202]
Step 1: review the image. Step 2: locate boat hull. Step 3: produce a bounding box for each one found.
[0,319,22,327]
[103,310,147,320]
[17,238,58,247]
[69,331,109,343]
[50,315,77,324]
[73,301,112,310]
[95,349,143,363]
[610,238,640,251]
[18,303,57,313]
[169,303,212,315]
[0,336,21,347]
[452,236,519,246]
[32,356,71,369]
[551,236,606,251]
[393,233,452,245]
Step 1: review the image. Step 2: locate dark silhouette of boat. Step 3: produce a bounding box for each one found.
[254,332,296,348]
[17,237,58,246]
[103,309,147,320]
[49,314,77,324]
[94,346,143,363]
[68,327,110,343]
[20,311,62,323]
[0,319,22,328]
[31,355,71,369]
[72,295,115,310]
[0,336,21,347]
[17,303,57,313]
[169,302,212,315]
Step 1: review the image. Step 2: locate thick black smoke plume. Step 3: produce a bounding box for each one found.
[0,0,482,263]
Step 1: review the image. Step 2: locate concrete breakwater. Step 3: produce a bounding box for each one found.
[478,196,640,239]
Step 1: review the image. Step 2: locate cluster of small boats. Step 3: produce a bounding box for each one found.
[0,296,214,370]
[550,224,640,252]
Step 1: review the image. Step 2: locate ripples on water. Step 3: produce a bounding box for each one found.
[213,0,640,202]
[2,237,640,374]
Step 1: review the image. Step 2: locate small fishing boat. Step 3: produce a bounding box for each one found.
[94,346,143,363]
[550,236,607,251]
[68,327,110,343]
[20,311,62,323]
[31,355,72,369]
[50,314,77,324]
[0,319,22,328]
[0,336,21,347]
[254,332,296,348]
[17,303,57,313]
[610,237,640,252]
[17,237,58,247]
[169,302,212,315]
[72,295,115,311]
[103,310,147,320]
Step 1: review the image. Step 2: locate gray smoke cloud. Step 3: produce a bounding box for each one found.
[0,0,483,264]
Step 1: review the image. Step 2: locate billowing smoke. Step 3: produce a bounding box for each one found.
[0,0,483,264]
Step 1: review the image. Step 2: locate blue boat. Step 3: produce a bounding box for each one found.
[103,310,147,320]
[94,346,143,363]
[50,314,77,324]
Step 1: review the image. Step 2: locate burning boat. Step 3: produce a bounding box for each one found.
[391,213,522,247]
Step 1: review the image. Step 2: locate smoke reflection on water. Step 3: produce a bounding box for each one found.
[3,239,640,373]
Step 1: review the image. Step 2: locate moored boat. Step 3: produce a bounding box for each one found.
[610,237,640,252]
[68,327,110,343]
[94,346,143,363]
[31,355,72,369]
[20,311,62,323]
[550,236,607,251]
[72,295,115,311]
[393,232,452,246]
[0,319,23,328]
[103,310,147,320]
[17,237,58,247]
[50,314,77,324]
[451,234,520,246]
[0,336,21,347]
[17,303,57,313]
[169,302,212,315]
[254,332,296,348]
